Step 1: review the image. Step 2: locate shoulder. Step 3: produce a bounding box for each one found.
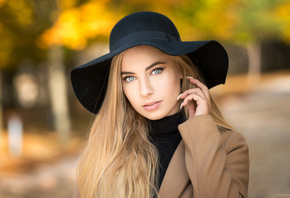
[178,114,218,133]
[219,127,249,155]
[178,114,248,152]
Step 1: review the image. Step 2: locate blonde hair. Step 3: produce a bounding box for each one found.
[76,50,233,198]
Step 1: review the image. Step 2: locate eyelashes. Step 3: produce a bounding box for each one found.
[151,67,164,75]
[122,67,165,83]
[123,76,136,83]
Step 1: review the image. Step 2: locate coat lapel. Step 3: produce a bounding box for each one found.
[159,140,190,197]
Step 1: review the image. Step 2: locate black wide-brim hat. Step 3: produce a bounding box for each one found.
[71,11,229,114]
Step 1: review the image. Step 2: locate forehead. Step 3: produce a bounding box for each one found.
[121,45,172,70]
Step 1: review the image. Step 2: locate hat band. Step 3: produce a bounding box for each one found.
[110,31,180,51]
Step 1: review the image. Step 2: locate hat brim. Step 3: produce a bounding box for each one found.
[71,40,228,114]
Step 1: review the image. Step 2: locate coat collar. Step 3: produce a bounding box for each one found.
[158,141,190,197]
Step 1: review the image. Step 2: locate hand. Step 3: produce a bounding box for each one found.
[177,77,211,119]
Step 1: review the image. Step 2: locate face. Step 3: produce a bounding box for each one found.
[121,45,182,120]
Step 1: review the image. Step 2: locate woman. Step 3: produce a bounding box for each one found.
[71,11,249,198]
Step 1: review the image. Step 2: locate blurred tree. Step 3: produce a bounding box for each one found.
[39,0,123,146]
[0,0,55,70]
[48,45,71,146]
[0,0,76,148]
[231,0,285,81]
[0,0,51,146]
[38,0,84,146]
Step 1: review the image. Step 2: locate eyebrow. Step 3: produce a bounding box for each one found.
[121,61,166,75]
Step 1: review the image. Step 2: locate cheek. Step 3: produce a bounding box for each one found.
[122,85,138,105]
[150,74,180,101]
[122,85,130,100]
[162,73,181,94]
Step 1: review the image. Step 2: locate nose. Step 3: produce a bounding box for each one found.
[140,77,154,97]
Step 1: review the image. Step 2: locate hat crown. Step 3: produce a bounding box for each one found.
[109,12,181,51]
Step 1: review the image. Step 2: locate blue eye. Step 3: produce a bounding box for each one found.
[151,68,164,75]
[123,76,135,82]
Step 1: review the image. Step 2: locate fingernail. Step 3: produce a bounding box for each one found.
[177,93,182,100]
[186,76,194,79]
[180,102,184,109]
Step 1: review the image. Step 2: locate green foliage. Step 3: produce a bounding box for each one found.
[232,0,286,43]
[172,0,241,41]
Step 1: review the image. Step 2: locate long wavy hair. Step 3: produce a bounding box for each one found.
[76,50,233,198]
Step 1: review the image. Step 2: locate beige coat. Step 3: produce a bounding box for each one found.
[158,115,249,198]
[74,115,249,198]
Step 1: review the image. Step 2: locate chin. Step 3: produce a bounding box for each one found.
[141,111,167,121]
[146,116,164,121]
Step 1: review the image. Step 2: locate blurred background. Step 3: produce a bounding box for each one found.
[0,0,289,197]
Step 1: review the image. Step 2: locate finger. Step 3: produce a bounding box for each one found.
[180,93,210,116]
[178,88,207,101]
[186,77,210,100]
[181,93,206,107]
[188,100,196,119]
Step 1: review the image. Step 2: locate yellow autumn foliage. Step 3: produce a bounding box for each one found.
[39,2,116,50]
[39,0,290,50]
[193,0,239,40]
[56,0,77,10]
[7,0,33,26]
[173,0,241,41]
[273,1,290,43]
[0,0,7,8]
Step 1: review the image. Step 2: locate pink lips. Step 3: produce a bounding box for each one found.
[143,101,162,111]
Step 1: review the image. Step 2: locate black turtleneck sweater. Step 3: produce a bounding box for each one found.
[147,112,186,188]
